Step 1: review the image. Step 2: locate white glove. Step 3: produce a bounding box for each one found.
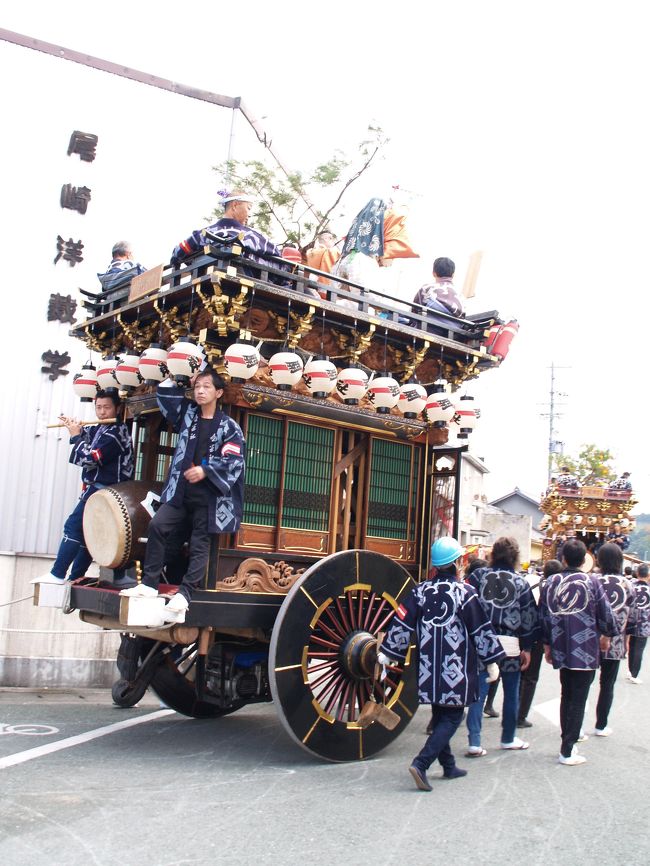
[486,663,500,683]
[377,651,392,667]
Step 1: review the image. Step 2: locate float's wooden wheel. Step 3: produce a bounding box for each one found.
[269,550,418,761]
[147,640,246,719]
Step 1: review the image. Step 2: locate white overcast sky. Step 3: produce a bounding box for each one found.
[2,0,649,512]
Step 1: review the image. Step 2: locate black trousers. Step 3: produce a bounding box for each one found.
[142,497,210,602]
[628,636,647,678]
[518,640,544,721]
[595,658,620,730]
[414,705,465,772]
[559,668,596,757]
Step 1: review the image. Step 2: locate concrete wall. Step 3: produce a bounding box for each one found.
[481,509,533,563]
[0,552,120,688]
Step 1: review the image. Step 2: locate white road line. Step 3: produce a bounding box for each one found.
[0,709,176,770]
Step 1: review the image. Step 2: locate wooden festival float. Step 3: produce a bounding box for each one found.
[539,483,637,571]
[34,236,517,760]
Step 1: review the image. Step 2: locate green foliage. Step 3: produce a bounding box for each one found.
[552,444,617,485]
[627,513,650,560]
[213,125,388,247]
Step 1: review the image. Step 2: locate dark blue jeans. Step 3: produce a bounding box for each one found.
[500,670,521,744]
[413,705,465,772]
[51,494,93,581]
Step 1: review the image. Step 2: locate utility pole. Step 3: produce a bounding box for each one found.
[540,362,569,483]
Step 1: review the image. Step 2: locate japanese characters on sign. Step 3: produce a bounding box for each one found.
[41,350,71,381]
[47,293,78,324]
[44,131,98,378]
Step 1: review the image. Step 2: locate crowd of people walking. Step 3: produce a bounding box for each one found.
[379,535,649,790]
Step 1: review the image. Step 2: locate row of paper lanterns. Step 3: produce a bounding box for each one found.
[554,513,634,529]
[72,337,479,433]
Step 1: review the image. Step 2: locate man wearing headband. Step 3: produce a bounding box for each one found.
[170,191,290,285]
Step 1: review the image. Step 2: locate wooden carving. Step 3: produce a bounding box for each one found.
[217,558,305,593]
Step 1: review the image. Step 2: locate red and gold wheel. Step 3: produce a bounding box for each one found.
[269,549,418,761]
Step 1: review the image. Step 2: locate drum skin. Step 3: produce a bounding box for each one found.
[83,481,164,568]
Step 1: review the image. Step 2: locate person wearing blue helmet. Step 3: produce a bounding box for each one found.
[379,536,505,792]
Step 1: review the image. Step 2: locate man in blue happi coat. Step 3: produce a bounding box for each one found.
[121,368,245,624]
[32,390,134,587]
[170,190,290,285]
[467,536,539,752]
[379,537,505,792]
[540,537,618,766]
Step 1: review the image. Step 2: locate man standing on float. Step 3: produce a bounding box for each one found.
[121,368,245,624]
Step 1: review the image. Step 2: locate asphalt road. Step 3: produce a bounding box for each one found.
[1,663,648,866]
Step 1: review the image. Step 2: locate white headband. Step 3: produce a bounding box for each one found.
[221,193,255,205]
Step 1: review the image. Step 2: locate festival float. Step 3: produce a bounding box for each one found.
[539,481,637,571]
[35,227,517,761]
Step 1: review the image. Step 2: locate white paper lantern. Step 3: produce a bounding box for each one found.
[72,363,99,403]
[620,518,630,529]
[96,356,119,391]
[336,367,369,404]
[224,342,260,383]
[269,350,304,390]
[167,338,205,383]
[456,394,480,438]
[138,343,169,384]
[558,513,569,524]
[114,351,144,390]
[573,514,583,525]
[367,375,400,413]
[303,356,338,397]
[397,382,427,418]
[424,386,456,427]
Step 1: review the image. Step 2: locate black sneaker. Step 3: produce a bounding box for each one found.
[409,764,432,791]
[483,706,499,718]
[517,718,533,728]
[443,766,468,780]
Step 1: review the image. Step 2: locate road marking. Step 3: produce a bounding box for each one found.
[0,709,175,770]
[533,698,560,727]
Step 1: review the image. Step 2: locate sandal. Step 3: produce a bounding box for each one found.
[500,737,529,750]
[465,747,487,758]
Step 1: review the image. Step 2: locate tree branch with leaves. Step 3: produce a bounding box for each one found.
[212,124,388,248]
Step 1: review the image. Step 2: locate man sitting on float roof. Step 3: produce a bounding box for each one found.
[170,190,290,284]
[413,257,464,318]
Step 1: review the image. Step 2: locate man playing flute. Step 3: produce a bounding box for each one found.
[32,390,134,587]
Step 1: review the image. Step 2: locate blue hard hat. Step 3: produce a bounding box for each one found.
[430,536,465,567]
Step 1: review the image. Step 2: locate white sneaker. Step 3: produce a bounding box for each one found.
[162,593,189,623]
[593,727,612,737]
[30,572,66,585]
[119,584,158,598]
[629,677,643,685]
[558,753,587,766]
[624,670,632,680]
[577,730,589,743]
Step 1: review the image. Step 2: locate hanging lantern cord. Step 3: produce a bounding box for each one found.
[187,287,195,336]
[320,308,326,354]
[285,298,292,348]
[383,327,389,372]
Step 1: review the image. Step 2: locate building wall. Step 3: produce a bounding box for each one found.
[0,552,121,687]
[482,509,533,563]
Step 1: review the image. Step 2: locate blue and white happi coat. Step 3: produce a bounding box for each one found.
[596,573,635,660]
[69,422,134,497]
[540,570,619,670]
[627,579,650,638]
[380,577,505,707]
[157,384,245,534]
[467,567,540,672]
[171,218,291,285]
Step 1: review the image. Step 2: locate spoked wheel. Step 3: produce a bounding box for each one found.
[147,640,246,719]
[269,549,418,761]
